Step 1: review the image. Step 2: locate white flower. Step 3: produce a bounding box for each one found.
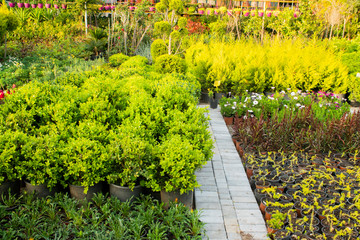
[284,105,288,108]
[243,104,246,108]
[243,116,247,119]
[287,88,291,91]
[293,97,298,100]
[248,110,253,113]
[299,105,305,109]
[271,87,275,90]
[253,100,258,105]
[233,102,237,107]
[296,103,301,107]
[319,104,323,107]
[250,114,254,118]
[291,92,296,96]
[232,106,236,110]
[268,96,274,100]
[297,90,302,94]
[280,90,286,94]
[244,97,248,102]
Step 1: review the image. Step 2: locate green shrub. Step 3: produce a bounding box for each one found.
[154,54,186,74]
[154,21,172,39]
[151,39,167,63]
[109,53,129,67]
[185,38,350,94]
[121,55,148,69]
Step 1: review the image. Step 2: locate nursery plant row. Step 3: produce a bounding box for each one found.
[0,192,204,239]
[218,90,360,239]
[0,56,213,206]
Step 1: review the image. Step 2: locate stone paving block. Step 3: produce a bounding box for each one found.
[197,177,217,185]
[237,216,266,226]
[200,215,224,224]
[227,232,242,240]
[212,162,224,170]
[197,185,218,191]
[197,196,221,203]
[225,224,241,234]
[232,196,257,203]
[196,190,219,197]
[223,217,239,227]
[204,231,227,240]
[220,199,234,206]
[196,201,222,210]
[236,210,263,219]
[233,202,260,210]
[239,224,267,233]
[249,232,268,240]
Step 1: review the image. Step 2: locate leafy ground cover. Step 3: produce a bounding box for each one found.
[0,192,204,239]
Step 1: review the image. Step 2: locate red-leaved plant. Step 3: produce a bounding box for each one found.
[233,106,360,154]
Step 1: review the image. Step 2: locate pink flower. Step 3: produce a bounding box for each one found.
[118,36,121,39]
[335,105,339,108]
[12,84,16,89]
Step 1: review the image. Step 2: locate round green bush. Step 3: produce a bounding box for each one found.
[154,54,186,74]
[121,55,148,69]
[109,53,129,67]
[154,21,172,38]
[151,39,167,63]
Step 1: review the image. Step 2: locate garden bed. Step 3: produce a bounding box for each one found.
[0,192,204,239]
[219,91,360,239]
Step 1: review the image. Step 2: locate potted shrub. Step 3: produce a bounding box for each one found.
[31,0,37,8]
[144,134,209,209]
[0,130,26,195]
[208,89,218,109]
[266,211,286,234]
[187,6,195,14]
[205,7,214,15]
[219,97,237,125]
[38,2,43,8]
[20,134,65,197]
[234,8,241,15]
[61,1,66,9]
[24,2,30,8]
[45,0,51,8]
[17,2,24,8]
[258,10,264,17]
[107,118,151,202]
[243,10,250,17]
[63,121,112,200]
[218,6,227,15]
[198,7,204,15]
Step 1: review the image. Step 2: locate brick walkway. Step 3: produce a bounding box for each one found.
[195,106,267,240]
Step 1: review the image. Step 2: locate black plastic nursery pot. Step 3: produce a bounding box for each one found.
[209,98,218,109]
[69,182,104,201]
[109,183,143,202]
[0,180,20,196]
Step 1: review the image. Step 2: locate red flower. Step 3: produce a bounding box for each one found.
[121,28,124,32]
[0,91,4,99]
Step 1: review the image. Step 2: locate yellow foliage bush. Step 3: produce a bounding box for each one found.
[185,37,350,94]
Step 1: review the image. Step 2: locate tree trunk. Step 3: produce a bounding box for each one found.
[342,18,346,38]
[329,24,333,40]
[168,35,172,55]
